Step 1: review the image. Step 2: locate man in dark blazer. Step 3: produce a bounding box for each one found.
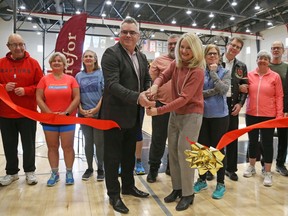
[100,17,154,214]
[222,37,248,181]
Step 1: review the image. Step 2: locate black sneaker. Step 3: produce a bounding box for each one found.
[276,165,288,176]
[206,171,214,181]
[225,170,238,181]
[82,169,93,180]
[97,170,105,181]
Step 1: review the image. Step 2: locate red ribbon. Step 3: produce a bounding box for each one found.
[0,84,119,130]
[216,117,288,150]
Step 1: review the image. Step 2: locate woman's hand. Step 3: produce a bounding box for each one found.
[146,107,158,116]
[208,63,218,72]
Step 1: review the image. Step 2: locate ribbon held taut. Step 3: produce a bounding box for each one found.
[0,84,119,130]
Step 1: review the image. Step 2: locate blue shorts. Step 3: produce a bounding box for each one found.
[42,123,76,132]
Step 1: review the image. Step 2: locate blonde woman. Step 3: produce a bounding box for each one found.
[147,33,205,211]
[36,52,80,186]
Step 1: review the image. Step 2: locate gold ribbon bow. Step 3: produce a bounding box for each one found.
[185,141,224,176]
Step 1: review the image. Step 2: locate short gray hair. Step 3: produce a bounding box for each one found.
[257,50,271,61]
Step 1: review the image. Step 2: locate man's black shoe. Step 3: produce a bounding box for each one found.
[122,186,149,198]
[109,197,129,214]
[147,169,158,183]
[225,170,238,181]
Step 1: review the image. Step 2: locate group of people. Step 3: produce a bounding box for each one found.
[0,16,287,215]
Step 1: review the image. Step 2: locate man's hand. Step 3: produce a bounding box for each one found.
[231,103,241,116]
[138,91,156,107]
[14,87,25,96]
[5,82,16,92]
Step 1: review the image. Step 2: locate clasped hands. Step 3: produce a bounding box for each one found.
[138,84,158,116]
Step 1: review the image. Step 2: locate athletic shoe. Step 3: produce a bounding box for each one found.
[0,174,19,186]
[82,169,93,181]
[263,172,272,187]
[243,165,256,177]
[66,172,74,185]
[206,171,214,181]
[212,183,226,199]
[193,179,208,193]
[47,172,59,187]
[97,170,105,181]
[135,161,145,175]
[25,172,38,185]
[276,165,288,176]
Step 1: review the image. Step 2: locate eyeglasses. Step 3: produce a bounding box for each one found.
[230,43,241,50]
[8,43,25,48]
[207,52,218,56]
[120,30,139,36]
[168,42,177,46]
[271,47,283,50]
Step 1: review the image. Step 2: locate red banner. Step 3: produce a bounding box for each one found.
[55,13,88,77]
[0,85,119,130]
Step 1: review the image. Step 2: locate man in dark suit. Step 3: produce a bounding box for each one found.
[100,17,154,214]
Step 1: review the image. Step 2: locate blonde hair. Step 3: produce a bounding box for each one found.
[49,52,68,68]
[175,33,205,69]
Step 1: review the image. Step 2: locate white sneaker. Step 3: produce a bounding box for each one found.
[25,172,38,185]
[243,165,256,177]
[0,174,19,186]
[263,172,272,187]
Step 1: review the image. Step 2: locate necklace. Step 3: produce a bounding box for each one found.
[176,68,191,96]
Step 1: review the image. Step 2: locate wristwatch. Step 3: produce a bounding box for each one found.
[65,112,70,116]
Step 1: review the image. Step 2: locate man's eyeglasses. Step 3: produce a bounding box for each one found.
[168,42,177,46]
[271,47,283,50]
[207,52,218,56]
[8,43,25,48]
[120,30,139,36]
[230,43,242,50]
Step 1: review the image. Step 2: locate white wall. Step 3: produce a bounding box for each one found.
[0,18,287,73]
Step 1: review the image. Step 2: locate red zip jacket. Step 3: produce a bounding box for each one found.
[0,51,43,118]
[246,68,283,118]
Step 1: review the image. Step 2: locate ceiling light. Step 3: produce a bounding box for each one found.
[267,21,273,26]
[231,1,237,6]
[76,9,81,14]
[186,10,192,15]
[114,31,118,35]
[171,19,176,24]
[207,0,212,2]
[151,34,155,38]
[106,0,112,5]
[19,5,26,10]
[27,16,32,21]
[211,24,216,29]
[254,3,260,10]
[33,25,37,29]
[192,22,197,27]
[76,0,82,2]
[209,13,214,18]
[230,16,235,21]
[101,12,106,17]
[246,28,250,33]
[134,3,140,8]
[160,28,164,31]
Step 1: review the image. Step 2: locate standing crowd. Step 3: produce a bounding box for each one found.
[0,17,287,214]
